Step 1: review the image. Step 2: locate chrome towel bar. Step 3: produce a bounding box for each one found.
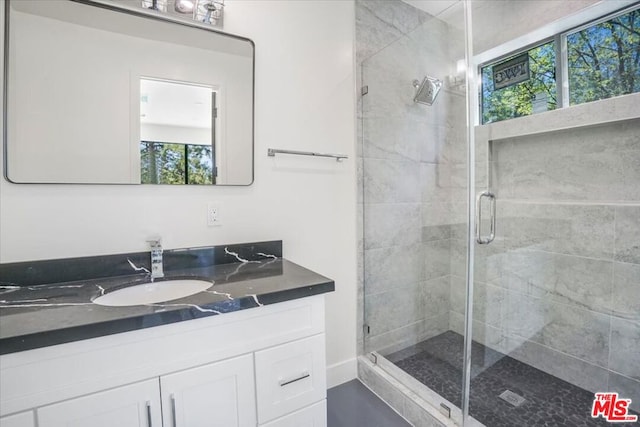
[267,148,348,162]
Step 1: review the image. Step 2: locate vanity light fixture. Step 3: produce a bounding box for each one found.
[175,0,195,14]
[195,0,225,26]
[142,0,167,12]
[141,0,225,26]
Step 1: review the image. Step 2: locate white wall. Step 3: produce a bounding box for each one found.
[471,0,600,53]
[0,0,358,386]
[471,0,638,60]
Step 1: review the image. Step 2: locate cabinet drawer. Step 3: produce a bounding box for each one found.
[260,400,326,427]
[255,334,326,424]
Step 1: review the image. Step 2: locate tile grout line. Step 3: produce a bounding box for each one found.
[497,198,640,207]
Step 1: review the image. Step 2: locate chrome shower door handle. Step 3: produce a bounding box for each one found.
[475,191,496,244]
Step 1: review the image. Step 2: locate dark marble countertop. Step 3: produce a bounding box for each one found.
[0,241,334,355]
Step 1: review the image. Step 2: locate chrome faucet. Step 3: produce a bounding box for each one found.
[147,238,165,281]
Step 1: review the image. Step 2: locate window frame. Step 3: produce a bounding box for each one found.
[476,2,640,124]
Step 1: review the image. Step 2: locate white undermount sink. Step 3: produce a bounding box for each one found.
[93,279,213,307]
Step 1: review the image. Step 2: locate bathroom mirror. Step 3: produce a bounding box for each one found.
[3,0,254,185]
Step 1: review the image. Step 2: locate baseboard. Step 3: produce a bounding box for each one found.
[327,357,357,388]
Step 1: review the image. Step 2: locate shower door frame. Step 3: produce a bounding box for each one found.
[358,1,478,424]
[460,0,476,424]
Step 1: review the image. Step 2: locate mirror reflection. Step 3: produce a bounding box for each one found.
[4,0,254,185]
[140,79,217,185]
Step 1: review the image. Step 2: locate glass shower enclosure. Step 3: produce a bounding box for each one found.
[358,0,639,425]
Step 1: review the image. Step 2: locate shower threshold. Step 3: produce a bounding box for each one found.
[384,331,639,427]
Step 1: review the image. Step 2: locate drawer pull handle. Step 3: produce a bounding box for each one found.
[279,371,310,387]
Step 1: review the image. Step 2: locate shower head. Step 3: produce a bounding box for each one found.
[413,76,443,105]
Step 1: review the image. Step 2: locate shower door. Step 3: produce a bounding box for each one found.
[466,2,640,425]
[359,0,469,421]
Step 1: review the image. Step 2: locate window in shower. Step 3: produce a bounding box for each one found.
[481,41,557,124]
[481,4,640,124]
[567,7,640,105]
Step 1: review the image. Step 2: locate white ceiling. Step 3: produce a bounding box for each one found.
[140,78,212,129]
[402,0,464,27]
[402,0,458,16]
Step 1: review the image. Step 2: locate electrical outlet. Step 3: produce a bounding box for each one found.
[207,203,221,226]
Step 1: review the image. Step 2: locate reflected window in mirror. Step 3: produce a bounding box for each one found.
[139,78,217,185]
[140,142,214,184]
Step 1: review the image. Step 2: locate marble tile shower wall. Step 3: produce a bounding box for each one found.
[356,0,466,356]
[449,119,640,409]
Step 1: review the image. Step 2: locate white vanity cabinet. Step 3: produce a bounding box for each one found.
[0,295,328,427]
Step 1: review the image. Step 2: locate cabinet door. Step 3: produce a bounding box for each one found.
[160,354,256,427]
[37,379,161,427]
[0,411,35,427]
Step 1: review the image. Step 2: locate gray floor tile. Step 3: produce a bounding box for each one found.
[328,379,411,427]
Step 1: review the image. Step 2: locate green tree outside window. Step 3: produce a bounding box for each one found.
[140,141,214,185]
[568,9,640,105]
